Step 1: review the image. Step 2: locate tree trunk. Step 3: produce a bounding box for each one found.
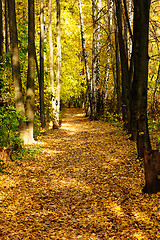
[0,0,3,57]
[143,150,160,193]
[78,0,93,119]
[127,0,132,58]
[25,0,35,144]
[48,0,57,128]
[92,0,97,119]
[110,2,117,109]
[114,23,121,114]
[121,0,135,140]
[114,0,130,130]
[133,0,151,158]
[151,62,160,115]
[0,0,3,107]
[55,0,61,128]
[104,0,112,110]
[5,0,9,53]
[7,0,26,140]
[96,0,101,115]
[130,38,138,141]
[39,0,46,129]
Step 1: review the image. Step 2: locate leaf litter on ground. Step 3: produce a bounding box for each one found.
[0,108,160,240]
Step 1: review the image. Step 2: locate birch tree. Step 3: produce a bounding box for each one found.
[26,0,35,144]
[48,0,57,128]
[92,0,97,118]
[96,0,101,114]
[78,0,93,119]
[39,0,46,129]
[104,0,112,108]
[55,0,61,128]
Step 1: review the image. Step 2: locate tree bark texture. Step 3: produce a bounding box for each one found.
[92,0,97,119]
[7,0,26,126]
[39,0,46,129]
[5,0,9,53]
[133,0,151,158]
[143,150,160,193]
[48,0,57,128]
[55,0,61,128]
[0,0,3,57]
[26,0,35,144]
[96,0,101,115]
[78,0,93,119]
[114,0,130,131]
[114,22,121,114]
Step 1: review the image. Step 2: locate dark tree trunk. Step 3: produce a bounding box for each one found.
[114,24,121,114]
[5,0,9,53]
[130,29,137,141]
[133,0,151,158]
[26,0,35,144]
[114,0,130,131]
[129,40,136,141]
[7,0,26,140]
[143,150,160,194]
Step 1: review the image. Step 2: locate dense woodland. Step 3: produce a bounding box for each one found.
[0,0,160,193]
[0,1,160,238]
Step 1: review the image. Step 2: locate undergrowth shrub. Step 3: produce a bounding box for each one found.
[0,106,43,170]
[11,145,42,163]
[0,105,25,150]
[103,109,122,125]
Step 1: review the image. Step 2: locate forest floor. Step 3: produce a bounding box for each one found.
[0,108,160,240]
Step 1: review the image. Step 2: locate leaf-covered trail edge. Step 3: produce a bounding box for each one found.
[0,108,160,240]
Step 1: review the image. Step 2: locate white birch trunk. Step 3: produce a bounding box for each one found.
[39,0,46,129]
[55,0,61,128]
[104,0,113,105]
[78,0,93,118]
[48,0,57,128]
[92,0,97,118]
[25,0,35,144]
[128,0,132,58]
[96,0,101,113]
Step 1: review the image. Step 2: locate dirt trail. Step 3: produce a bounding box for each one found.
[0,108,160,240]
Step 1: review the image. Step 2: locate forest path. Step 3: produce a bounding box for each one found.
[1,108,160,240]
